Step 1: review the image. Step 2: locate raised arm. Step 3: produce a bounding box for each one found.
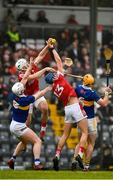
[47,38,63,73]
[21,57,33,85]
[33,86,52,100]
[28,67,56,81]
[34,44,49,65]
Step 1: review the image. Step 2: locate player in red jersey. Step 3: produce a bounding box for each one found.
[45,39,88,171]
[15,44,50,138]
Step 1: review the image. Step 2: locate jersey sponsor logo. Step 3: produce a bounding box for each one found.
[54,84,64,97]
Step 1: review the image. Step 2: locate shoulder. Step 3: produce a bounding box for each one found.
[57,71,64,76]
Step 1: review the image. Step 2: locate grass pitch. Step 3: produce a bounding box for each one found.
[0,170,113,179]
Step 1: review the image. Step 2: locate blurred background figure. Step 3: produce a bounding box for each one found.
[66,14,79,25]
[4,24,21,51]
[36,10,49,23]
[17,8,32,22]
[3,8,16,26]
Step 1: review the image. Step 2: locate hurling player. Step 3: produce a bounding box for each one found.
[45,39,88,171]
[72,74,110,170]
[8,59,52,170]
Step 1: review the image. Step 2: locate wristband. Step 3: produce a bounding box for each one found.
[48,47,55,52]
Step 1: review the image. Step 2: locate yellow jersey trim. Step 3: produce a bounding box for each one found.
[18,105,29,110]
[83,100,94,107]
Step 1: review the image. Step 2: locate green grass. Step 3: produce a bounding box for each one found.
[0,170,113,179]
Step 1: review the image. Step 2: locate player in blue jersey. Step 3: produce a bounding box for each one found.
[71,73,111,171]
[7,59,53,170]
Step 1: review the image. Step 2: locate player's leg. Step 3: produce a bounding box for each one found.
[84,133,96,171]
[71,132,81,170]
[84,118,97,170]
[20,128,44,170]
[8,104,34,169]
[8,141,26,169]
[53,123,72,171]
[8,120,43,170]
[35,97,48,140]
[72,118,88,169]
[70,103,88,169]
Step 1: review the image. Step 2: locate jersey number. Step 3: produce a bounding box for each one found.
[54,84,64,97]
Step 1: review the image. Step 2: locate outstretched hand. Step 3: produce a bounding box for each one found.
[46,38,56,49]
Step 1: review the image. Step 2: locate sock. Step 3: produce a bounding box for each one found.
[78,146,85,159]
[34,159,40,166]
[11,155,16,162]
[84,159,90,169]
[40,120,47,138]
[55,148,61,159]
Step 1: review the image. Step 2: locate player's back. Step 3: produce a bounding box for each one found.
[53,72,77,106]
[12,94,35,123]
[18,64,39,95]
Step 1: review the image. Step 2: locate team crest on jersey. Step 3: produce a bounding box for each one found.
[80,89,86,94]
[54,84,64,97]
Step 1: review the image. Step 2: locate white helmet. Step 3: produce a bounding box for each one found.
[12,82,24,96]
[15,58,28,70]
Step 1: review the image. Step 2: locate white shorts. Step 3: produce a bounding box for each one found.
[28,96,46,114]
[88,118,97,134]
[10,120,29,138]
[78,117,97,134]
[64,102,87,124]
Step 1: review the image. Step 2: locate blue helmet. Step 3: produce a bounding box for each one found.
[45,72,55,84]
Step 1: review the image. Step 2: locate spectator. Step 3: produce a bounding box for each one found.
[66,14,79,25]
[4,24,21,51]
[0,76,9,111]
[57,28,70,51]
[3,8,16,25]
[36,10,49,23]
[68,39,79,63]
[17,8,32,22]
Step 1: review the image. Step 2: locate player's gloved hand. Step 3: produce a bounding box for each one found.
[104,86,112,94]
[108,84,113,93]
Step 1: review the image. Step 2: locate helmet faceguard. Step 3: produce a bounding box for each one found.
[15,58,28,71]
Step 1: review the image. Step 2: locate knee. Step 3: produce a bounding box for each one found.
[40,104,48,114]
[34,137,42,145]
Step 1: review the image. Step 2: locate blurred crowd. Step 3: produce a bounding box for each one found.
[4,0,113,7]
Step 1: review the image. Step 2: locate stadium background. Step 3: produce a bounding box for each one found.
[0,0,113,171]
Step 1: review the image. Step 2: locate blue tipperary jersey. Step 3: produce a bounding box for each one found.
[75,85,100,118]
[12,94,35,123]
